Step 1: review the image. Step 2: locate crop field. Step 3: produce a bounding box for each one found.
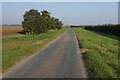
[74,28,119,78]
[2,28,67,73]
[2,26,23,37]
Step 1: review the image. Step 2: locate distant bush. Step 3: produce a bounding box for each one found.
[22,9,63,35]
[85,25,120,36]
[71,26,85,28]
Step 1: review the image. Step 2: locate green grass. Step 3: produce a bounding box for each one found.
[74,28,119,78]
[2,28,67,73]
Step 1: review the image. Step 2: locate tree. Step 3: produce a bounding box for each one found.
[41,10,52,30]
[54,19,63,30]
[41,10,50,18]
[22,9,63,35]
[35,15,47,33]
[22,9,40,34]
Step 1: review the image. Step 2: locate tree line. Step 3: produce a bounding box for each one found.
[2,24,21,26]
[22,9,63,35]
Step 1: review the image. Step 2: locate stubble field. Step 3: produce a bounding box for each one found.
[2,26,23,37]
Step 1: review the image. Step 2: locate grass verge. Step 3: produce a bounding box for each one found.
[74,28,119,78]
[2,28,67,73]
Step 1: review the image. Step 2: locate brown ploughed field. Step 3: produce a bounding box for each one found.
[2,26,23,37]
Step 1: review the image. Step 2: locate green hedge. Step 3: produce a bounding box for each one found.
[71,26,85,28]
[85,25,120,36]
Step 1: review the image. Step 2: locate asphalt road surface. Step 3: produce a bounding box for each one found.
[3,29,88,78]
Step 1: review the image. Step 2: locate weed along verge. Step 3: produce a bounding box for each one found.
[74,28,119,78]
[2,29,67,73]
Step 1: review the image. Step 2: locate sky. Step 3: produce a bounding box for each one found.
[1,0,120,2]
[2,2,118,25]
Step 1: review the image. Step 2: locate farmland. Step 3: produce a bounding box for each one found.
[74,28,119,78]
[2,25,119,78]
[2,28,67,73]
[2,26,23,37]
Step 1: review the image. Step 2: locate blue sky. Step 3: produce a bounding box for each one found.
[2,2,118,25]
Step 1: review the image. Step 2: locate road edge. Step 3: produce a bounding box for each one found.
[73,29,89,78]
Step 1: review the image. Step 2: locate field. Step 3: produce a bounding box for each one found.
[74,28,119,78]
[2,26,23,37]
[2,26,119,78]
[2,28,67,73]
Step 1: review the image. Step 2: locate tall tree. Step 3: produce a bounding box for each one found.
[22,9,40,34]
[22,9,63,35]
[41,10,52,30]
[35,15,47,33]
[41,10,50,18]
